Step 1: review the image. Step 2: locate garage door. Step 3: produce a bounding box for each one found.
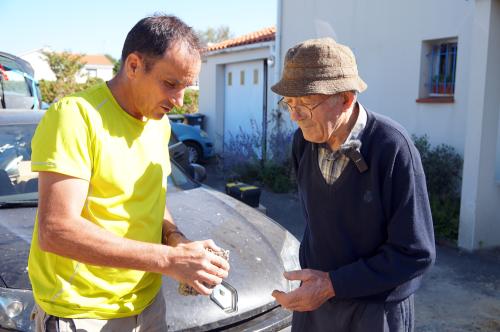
[224,60,264,158]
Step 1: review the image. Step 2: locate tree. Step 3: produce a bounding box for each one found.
[41,50,84,83]
[196,26,234,46]
[105,54,121,75]
[39,51,103,103]
[113,60,121,75]
[170,88,199,114]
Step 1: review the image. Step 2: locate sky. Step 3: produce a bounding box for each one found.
[0,0,277,59]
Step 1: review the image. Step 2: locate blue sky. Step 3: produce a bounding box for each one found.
[0,0,277,59]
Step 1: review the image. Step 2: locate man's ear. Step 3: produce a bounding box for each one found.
[342,91,356,109]
[124,53,142,79]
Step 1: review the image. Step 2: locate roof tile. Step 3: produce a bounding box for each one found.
[80,55,113,66]
[206,26,275,52]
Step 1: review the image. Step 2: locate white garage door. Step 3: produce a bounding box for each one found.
[224,60,264,157]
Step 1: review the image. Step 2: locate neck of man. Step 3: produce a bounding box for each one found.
[107,75,143,120]
[326,102,359,151]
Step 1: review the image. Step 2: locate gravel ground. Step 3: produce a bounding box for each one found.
[203,161,500,331]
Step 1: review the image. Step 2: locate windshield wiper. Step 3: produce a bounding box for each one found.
[0,200,38,208]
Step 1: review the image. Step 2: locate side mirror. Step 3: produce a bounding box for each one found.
[188,163,207,183]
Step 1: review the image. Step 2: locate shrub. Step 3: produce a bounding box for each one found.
[222,119,263,171]
[39,77,104,104]
[171,89,199,114]
[221,118,295,193]
[413,134,463,242]
[261,162,294,193]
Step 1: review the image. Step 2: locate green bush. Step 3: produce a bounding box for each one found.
[39,77,104,104]
[413,134,463,242]
[261,163,294,193]
[228,161,295,194]
[171,89,199,114]
[233,162,261,184]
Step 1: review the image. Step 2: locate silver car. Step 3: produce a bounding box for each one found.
[0,110,300,331]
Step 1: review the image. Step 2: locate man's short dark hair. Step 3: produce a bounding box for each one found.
[121,14,201,71]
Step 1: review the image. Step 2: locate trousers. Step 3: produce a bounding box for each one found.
[32,290,167,332]
[291,295,414,332]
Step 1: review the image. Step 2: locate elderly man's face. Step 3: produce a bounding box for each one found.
[283,94,347,144]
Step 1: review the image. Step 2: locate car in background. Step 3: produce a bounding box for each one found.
[0,52,42,110]
[170,121,214,164]
[0,110,300,331]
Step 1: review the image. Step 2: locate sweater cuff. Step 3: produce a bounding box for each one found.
[329,269,350,300]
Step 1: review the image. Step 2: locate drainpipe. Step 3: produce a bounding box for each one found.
[274,0,283,98]
[262,59,268,164]
[262,0,283,163]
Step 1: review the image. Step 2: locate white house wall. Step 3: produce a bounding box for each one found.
[19,51,56,81]
[280,0,476,154]
[76,65,114,83]
[20,50,113,83]
[199,44,275,153]
[459,0,500,250]
[280,0,500,249]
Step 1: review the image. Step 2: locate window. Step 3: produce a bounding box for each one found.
[240,70,245,85]
[227,72,232,86]
[418,38,458,102]
[0,68,30,97]
[0,57,36,109]
[253,69,259,84]
[428,42,457,95]
[86,68,97,78]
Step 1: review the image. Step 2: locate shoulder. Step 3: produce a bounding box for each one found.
[365,110,423,174]
[47,83,108,123]
[368,111,411,145]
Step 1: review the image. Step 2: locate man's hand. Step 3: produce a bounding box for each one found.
[271,269,335,312]
[165,239,230,295]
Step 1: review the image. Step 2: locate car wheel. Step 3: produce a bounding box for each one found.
[184,141,202,164]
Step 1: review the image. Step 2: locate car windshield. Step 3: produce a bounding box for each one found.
[0,120,198,205]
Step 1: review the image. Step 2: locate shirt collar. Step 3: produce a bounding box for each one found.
[345,102,367,142]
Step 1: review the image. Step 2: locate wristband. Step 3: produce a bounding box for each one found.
[165,228,185,239]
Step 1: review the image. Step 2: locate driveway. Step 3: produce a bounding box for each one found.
[204,164,500,331]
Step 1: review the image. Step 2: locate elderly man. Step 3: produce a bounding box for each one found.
[271,38,435,331]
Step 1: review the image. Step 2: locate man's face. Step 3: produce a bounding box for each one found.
[283,94,345,143]
[129,43,201,120]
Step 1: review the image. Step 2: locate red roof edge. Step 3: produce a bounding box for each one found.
[205,26,276,52]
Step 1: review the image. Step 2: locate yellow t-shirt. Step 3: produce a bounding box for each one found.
[28,82,171,319]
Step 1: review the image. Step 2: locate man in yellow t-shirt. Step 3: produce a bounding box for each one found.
[28,15,230,332]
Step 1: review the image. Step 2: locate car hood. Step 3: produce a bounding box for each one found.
[0,186,300,331]
[0,207,34,289]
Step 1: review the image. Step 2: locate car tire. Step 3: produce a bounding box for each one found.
[184,141,202,164]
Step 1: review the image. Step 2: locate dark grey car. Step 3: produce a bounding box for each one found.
[0,110,299,331]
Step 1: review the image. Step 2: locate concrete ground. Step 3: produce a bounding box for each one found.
[204,163,500,332]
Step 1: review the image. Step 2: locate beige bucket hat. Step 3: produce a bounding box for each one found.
[271,37,367,97]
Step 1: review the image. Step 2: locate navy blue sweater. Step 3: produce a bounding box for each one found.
[293,109,435,302]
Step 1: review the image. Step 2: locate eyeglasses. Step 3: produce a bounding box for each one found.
[278,95,333,119]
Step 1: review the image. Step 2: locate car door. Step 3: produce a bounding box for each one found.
[168,129,190,170]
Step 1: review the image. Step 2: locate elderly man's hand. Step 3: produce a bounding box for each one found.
[271,269,335,312]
